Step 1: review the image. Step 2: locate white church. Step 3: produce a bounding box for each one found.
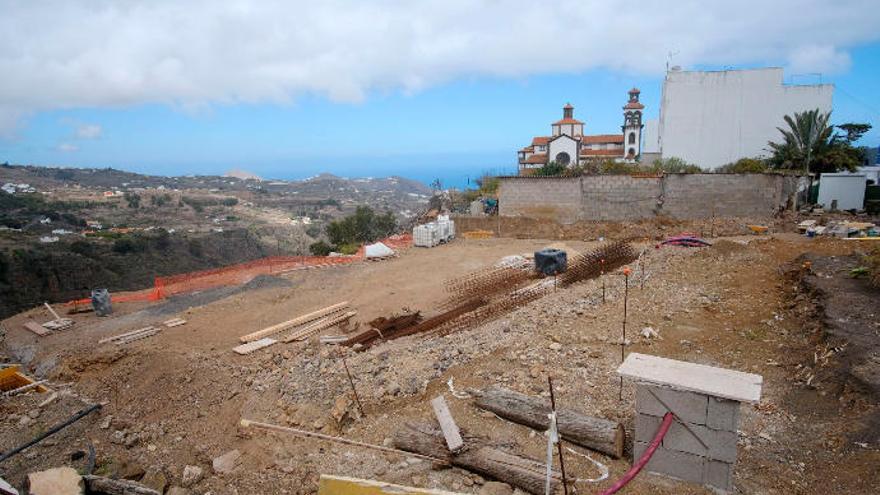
[518,89,644,174]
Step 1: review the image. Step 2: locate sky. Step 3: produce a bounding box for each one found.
[2,1,880,188]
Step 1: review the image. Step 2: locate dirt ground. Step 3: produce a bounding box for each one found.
[1,233,879,494]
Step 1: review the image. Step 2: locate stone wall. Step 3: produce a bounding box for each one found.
[498,174,802,223]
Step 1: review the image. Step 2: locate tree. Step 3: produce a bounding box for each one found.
[123,192,141,209]
[325,206,396,247]
[835,123,872,144]
[767,109,834,174]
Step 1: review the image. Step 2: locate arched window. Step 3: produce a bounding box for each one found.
[555,152,571,165]
[628,148,636,157]
[628,133,636,144]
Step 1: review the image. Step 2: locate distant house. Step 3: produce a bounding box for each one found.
[518,89,644,175]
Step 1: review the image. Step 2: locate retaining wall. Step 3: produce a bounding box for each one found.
[497,174,802,223]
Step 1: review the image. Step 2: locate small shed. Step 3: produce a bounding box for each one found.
[817,173,866,211]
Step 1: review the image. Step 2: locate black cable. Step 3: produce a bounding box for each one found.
[0,403,101,464]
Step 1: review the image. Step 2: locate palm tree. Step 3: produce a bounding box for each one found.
[767,109,834,175]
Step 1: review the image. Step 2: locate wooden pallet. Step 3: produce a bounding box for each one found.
[99,326,159,345]
[163,318,187,328]
[115,327,161,345]
[42,318,74,331]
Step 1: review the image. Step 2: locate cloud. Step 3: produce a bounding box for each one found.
[57,143,79,152]
[1,1,878,134]
[75,123,102,139]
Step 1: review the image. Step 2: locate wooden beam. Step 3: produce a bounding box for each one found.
[232,338,277,355]
[240,301,349,343]
[431,395,464,453]
[283,311,357,343]
[43,302,61,321]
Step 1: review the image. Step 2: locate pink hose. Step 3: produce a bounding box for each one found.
[598,412,674,495]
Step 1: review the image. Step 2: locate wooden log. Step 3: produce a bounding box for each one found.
[240,301,349,342]
[82,475,160,495]
[474,386,624,458]
[392,422,560,495]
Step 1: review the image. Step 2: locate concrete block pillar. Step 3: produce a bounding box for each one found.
[619,353,763,493]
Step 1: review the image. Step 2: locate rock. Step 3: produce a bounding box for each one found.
[27,467,84,495]
[118,460,146,480]
[141,468,167,493]
[18,415,31,426]
[548,342,563,351]
[99,415,112,429]
[479,481,513,495]
[212,449,241,474]
[167,487,191,495]
[181,465,203,487]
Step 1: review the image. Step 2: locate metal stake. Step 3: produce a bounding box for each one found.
[600,258,606,303]
[548,377,568,495]
[619,270,629,401]
[341,356,365,417]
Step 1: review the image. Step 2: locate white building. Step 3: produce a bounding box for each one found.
[643,67,834,169]
[518,89,644,174]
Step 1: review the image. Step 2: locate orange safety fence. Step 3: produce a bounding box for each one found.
[66,234,412,307]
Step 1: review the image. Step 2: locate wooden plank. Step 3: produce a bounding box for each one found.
[23,321,51,337]
[618,353,763,403]
[282,311,357,343]
[99,326,156,344]
[163,318,187,327]
[240,301,349,343]
[43,302,61,321]
[232,337,277,355]
[318,475,464,495]
[430,395,464,453]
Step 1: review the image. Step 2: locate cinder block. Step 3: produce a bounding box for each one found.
[633,441,706,484]
[635,413,663,443]
[705,460,734,492]
[661,420,738,463]
[707,396,740,432]
[636,384,709,425]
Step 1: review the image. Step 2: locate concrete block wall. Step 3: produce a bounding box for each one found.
[581,175,662,221]
[497,174,801,223]
[633,384,741,492]
[497,177,583,224]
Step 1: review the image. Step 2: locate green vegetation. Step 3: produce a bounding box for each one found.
[716,158,768,173]
[308,240,334,256]
[767,109,871,174]
[150,193,173,207]
[124,191,141,208]
[308,206,396,256]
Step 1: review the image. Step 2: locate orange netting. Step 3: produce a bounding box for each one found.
[67,234,412,306]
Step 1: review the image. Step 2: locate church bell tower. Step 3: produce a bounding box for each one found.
[622,88,644,161]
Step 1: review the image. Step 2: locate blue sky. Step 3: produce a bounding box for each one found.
[2,1,880,188]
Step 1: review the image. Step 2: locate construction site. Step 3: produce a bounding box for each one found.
[1,211,879,495]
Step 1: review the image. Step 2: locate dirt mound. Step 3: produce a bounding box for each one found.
[711,239,749,255]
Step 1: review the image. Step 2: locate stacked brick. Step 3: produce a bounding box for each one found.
[618,353,763,494]
[633,385,740,492]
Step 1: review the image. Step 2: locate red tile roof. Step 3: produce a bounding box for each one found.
[553,118,584,125]
[519,146,534,153]
[522,153,548,164]
[580,149,625,157]
[581,134,624,144]
[531,136,550,146]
